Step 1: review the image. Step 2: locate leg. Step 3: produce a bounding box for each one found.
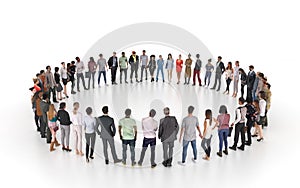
[134,66,138,81]
[207,73,211,86]
[92,72,95,88]
[122,140,127,163]
[77,73,80,91]
[90,133,96,157]
[85,133,90,159]
[65,126,70,147]
[46,125,52,143]
[233,124,240,148]
[240,124,246,147]
[193,69,196,84]
[217,75,222,91]
[120,69,123,83]
[182,140,189,163]
[161,68,165,81]
[207,136,212,157]
[197,71,201,85]
[129,140,135,163]
[124,68,128,82]
[140,65,144,80]
[224,129,229,149]
[102,138,109,160]
[73,126,78,151]
[34,110,40,130]
[162,142,168,162]
[98,71,101,85]
[139,147,147,165]
[88,74,91,89]
[60,125,65,147]
[218,130,223,152]
[130,66,134,80]
[212,73,218,89]
[150,145,156,166]
[191,139,197,160]
[108,138,118,161]
[78,126,83,152]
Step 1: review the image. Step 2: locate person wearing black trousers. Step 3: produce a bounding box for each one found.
[83,107,97,163]
[229,97,247,151]
[245,98,256,146]
[246,65,256,101]
[211,56,225,91]
[69,61,76,94]
[40,93,51,143]
[239,68,247,99]
[108,52,118,85]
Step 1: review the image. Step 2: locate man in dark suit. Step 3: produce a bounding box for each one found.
[158,107,179,167]
[211,56,225,91]
[108,52,118,85]
[129,51,140,83]
[246,65,256,102]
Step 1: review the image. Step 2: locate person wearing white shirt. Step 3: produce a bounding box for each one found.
[70,102,84,156]
[83,107,97,163]
[75,57,88,92]
[138,109,158,168]
[229,97,247,151]
[60,62,69,98]
[232,61,240,97]
[256,91,267,142]
[140,50,148,82]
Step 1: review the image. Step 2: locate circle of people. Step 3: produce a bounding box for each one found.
[30,50,272,168]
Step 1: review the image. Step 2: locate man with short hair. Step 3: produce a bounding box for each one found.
[119,52,128,84]
[45,66,58,103]
[140,50,148,82]
[119,108,137,166]
[178,106,202,166]
[211,56,225,91]
[192,54,202,86]
[108,52,118,85]
[97,54,108,87]
[75,57,88,91]
[40,93,51,143]
[97,106,122,164]
[129,51,140,83]
[246,65,256,101]
[138,109,158,168]
[158,107,179,167]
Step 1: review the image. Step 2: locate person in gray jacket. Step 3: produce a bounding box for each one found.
[96,106,122,165]
[40,93,51,143]
[158,107,179,167]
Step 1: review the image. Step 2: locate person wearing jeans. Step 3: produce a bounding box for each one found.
[97,54,108,86]
[156,55,165,82]
[118,109,137,166]
[119,52,128,84]
[70,102,84,156]
[138,109,158,168]
[204,59,214,87]
[83,107,97,163]
[87,57,97,89]
[75,57,88,91]
[57,102,72,152]
[178,106,202,166]
[211,56,225,91]
[216,105,230,157]
[158,107,179,167]
[96,106,122,165]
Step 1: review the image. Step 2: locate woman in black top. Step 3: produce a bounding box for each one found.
[54,67,63,100]
[57,102,72,152]
[239,68,247,99]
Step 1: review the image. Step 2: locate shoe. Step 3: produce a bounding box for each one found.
[114,159,122,163]
[140,80,142,82]
[125,81,128,84]
[84,87,88,90]
[77,89,80,92]
[192,84,195,86]
[177,161,186,166]
[217,151,222,157]
[210,87,215,90]
[89,156,94,159]
[156,79,158,82]
[66,147,72,152]
[105,160,109,165]
[192,158,198,163]
[131,161,137,166]
[136,80,139,83]
[251,134,258,137]
[41,135,46,138]
[202,156,210,161]
[131,80,133,84]
[120,81,122,84]
[257,138,264,142]
[216,89,220,92]
[62,146,67,151]
[223,149,228,155]
[151,164,157,168]
[37,127,40,132]
[237,146,244,151]
[162,161,168,167]
[50,142,55,152]
[54,138,60,147]
[79,151,84,156]
[245,141,251,146]
[137,162,142,166]
[229,146,236,151]
[71,91,76,94]
[53,100,59,103]
[167,158,172,167]
[86,158,90,163]
[76,149,80,155]
[184,82,187,85]
[122,161,126,165]
[66,95,69,98]
[223,91,227,94]
[163,80,165,83]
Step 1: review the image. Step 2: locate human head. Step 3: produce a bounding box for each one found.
[150,55,155,60]
[218,56,222,61]
[46,66,51,71]
[132,51,136,55]
[227,62,232,69]
[38,91,43,98]
[33,78,38,84]
[258,90,266,100]
[71,61,75,65]
[42,93,48,100]
[102,106,108,114]
[48,104,56,120]
[208,58,212,63]
[36,73,40,78]
[266,83,271,90]
[73,102,79,111]
[188,53,191,58]
[196,54,200,59]
[168,53,172,60]
[125,108,131,117]
[61,62,65,67]
[75,57,80,62]
[59,102,66,109]
[188,106,194,114]
[249,65,254,71]
[121,52,125,57]
[205,109,212,120]
[235,61,239,66]
[219,105,227,114]
[238,97,245,105]
[258,72,264,79]
[179,54,182,59]
[90,57,95,62]
[149,109,156,118]
[67,63,71,69]
[238,68,245,74]
[86,107,93,115]
[40,70,45,75]
[159,55,162,59]
[246,98,252,104]
[99,53,103,58]
[54,67,59,73]
[113,52,116,57]
[163,107,170,115]
[142,50,146,55]
[253,100,259,108]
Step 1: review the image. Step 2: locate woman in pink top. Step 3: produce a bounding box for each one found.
[176,54,183,84]
[216,105,230,157]
[88,57,97,89]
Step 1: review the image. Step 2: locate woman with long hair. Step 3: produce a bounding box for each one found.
[176,54,183,84]
[232,61,240,97]
[166,53,174,83]
[48,104,60,152]
[224,62,234,95]
[239,68,247,99]
[60,62,69,98]
[216,105,230,157]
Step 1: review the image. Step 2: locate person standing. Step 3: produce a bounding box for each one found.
[245,98,256,146]
[148,55,156,82]
[184,53,192,85]
[31,90,41,132]
[216,105,230,157]
[119,52,128,84]
[246,65,256,101]
[96,106,122,164]
[166,53,174,83]
[75,57,88,91]
[69,61,76,94]
[176,54,183,84]
[129,51,139,84]
[192,54,202,86]
[201,109,218,160]
[229,97,247,151]
[156,55,165,82]
[87,57,97,89]
[119,109,137,166]
[239,68,247,99]
[140,50,148,82]
[255,72,265,100]
[256,91,267,142]
[224,62,234,95]
[204,58,214,87]
[70,102,84,156]
[54,67,63,100]
[36,91,43,135]
[83,107,97,163]
[45,66,58,103]
[41,93,51,143]
[138,109,158,168]
[97,54,108,86]
[211,56,225,91]
[57,102,72,152]
[264,83,272,128]
[158,107,179,167]
[232,61,240,97]
[178,106,203,166]
[47,104,60,152]
[107,52,118,85]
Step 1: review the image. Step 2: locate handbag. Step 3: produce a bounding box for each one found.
[56,83,63,92]
[85,71,91,78]
[228,127,233,137]
[53,125,59,132]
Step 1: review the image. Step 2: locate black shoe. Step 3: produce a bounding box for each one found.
[131,161,137,166]
[252,134,258,137]
[237,146,244,151]
[77,89,80,92]
[140,80,142,82]
[86,158,89,163]
[217,151,222,157]
[37,127,40,132]
[41,135,46,138]
[105,160,109,165]
[216,89,220,92]
[71,91,76,94]
[245,142,251,146]
[138,162,142,166]
[167,158,172,167]
[162,161,168,167]
[151,164,157,168]
[192,84,195,86]
[210,87,215,90]
[229,146,236,151]
[46,140,51,144]
[53,100,59,103]
[90,156,94,159]
[257,138,264,142]
[114,159,122,164]
[223,149,228,155]
[84,87,88,90]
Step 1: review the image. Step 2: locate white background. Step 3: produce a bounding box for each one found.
[0,0,299,188]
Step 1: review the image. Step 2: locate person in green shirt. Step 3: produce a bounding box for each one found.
[119,52,128,84]
[118,108,137,166]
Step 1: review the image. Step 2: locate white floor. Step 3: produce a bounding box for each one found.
[1,74,298,188]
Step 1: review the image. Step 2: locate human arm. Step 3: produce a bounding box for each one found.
[111,118,116,137]
[179,127,184,143]
[134,125,137,141]
[118,125,122,140]
[197,125,203,139]
[232,108,241,126]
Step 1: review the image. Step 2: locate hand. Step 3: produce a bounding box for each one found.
[134,136,137,141]
[120,135,123,140]
[231,123,234,127]
[199,134,203,139]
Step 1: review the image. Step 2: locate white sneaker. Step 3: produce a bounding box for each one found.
[192,158,198,163]
[177,161,186,166]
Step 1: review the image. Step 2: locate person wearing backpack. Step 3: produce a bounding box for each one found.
[229,97,247,151]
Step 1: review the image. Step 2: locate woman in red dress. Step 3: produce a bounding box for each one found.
[176,54,183,84]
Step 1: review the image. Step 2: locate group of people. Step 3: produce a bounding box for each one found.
[29,51,272,168]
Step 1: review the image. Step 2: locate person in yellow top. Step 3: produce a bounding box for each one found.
[184,53,192,85]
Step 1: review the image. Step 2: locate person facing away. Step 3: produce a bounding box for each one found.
[40,93,51,143]
[96,106,122,165]
[216,105,230,157]
[156,55,165,82]
[178,106,203,166]
[192,54,202,86]
[246,65,256,102]
[57,102,72,152]
[87,57,97,89]
[158,107,179,167]
[118,108,137,166]
[70,102,84,156]
[75,56,88,92]
[119,52,128,84]
[138,109,158,168]
[140,50,148,82]
[245,98,256,146]
[201,109,218,160]
[204,58,214,87]
[211,56,225,91]
[97,53,108,87]
[69,61,76,94]
[148,55,156,82]
[83,107,97,163]
[229,97,247,151]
